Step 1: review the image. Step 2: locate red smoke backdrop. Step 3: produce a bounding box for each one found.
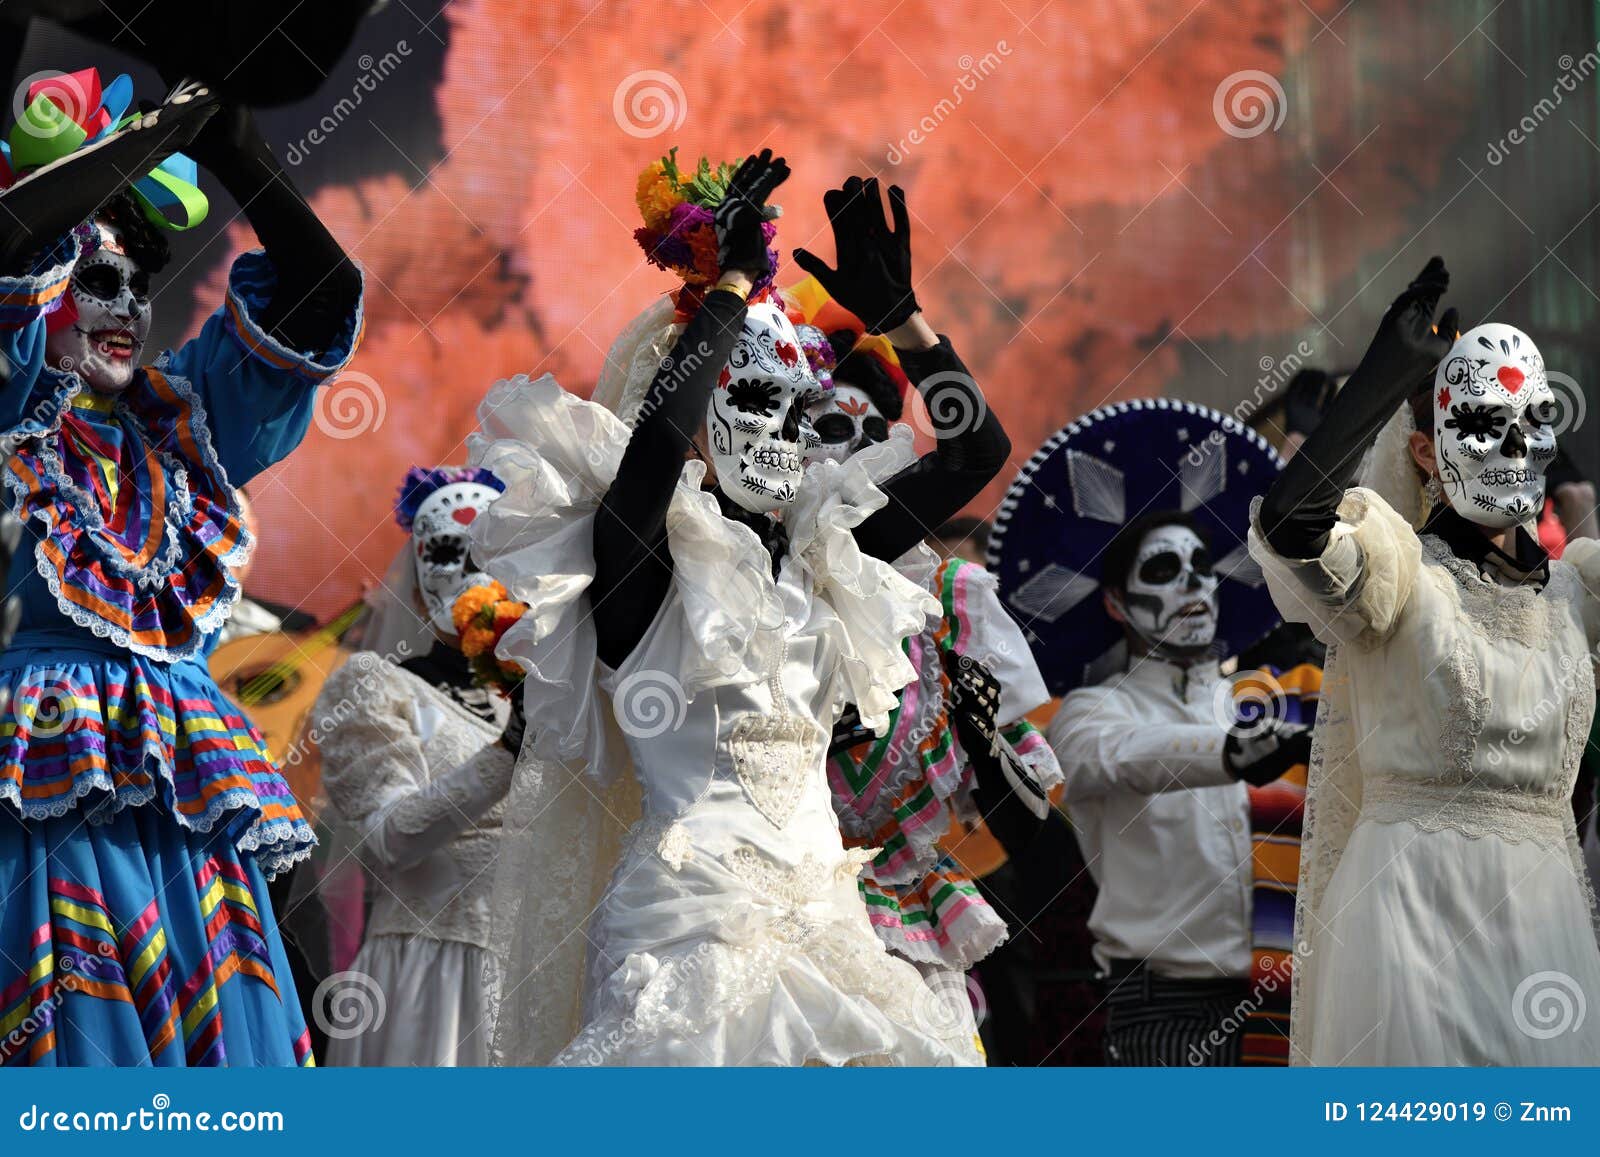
[148,0,1587,620]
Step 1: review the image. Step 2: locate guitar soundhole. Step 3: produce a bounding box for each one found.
[234,667,302,707]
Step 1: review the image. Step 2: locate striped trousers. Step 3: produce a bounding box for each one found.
[1101,964,1252,1066]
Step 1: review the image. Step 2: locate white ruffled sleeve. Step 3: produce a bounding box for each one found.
[790,426,942,734]
[1248,486,1422,648]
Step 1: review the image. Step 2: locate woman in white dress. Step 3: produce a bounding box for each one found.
[470,154,1002,1065]
[313,467,521,1066]
[1250,257,1600,1065]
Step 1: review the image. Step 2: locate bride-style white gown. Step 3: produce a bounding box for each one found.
[1251,486,1600,1065]
[470,374,983,1067]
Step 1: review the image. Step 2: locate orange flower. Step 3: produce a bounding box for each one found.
[635,161,680,232]
[490,599,527,639]
[451,581,508,637]
[683,223,719,286]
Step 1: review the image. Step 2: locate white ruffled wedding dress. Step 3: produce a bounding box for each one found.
[469,373,983,1067]
[1250,486,1600,1066]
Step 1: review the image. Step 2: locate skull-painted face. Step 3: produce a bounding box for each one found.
[802,383,890,466]
[411,480,501,634]
[45,220,151,394]
[1116,523,1218,655]
[1434,322,1556,529]
[705,303,818,513]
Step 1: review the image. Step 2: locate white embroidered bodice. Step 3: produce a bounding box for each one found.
[316,653,514,949]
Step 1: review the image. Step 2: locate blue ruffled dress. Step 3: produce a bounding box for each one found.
[0,232,362,1066]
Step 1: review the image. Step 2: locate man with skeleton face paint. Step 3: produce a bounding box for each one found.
[464,153,1010,1066]
[1253,258,1600,1065]
[0,72,362,1067]
[1044,507,1308,1066]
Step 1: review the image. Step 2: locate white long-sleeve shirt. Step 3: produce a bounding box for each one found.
[1048,656,1252,979]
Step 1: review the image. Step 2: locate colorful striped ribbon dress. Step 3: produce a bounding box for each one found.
[0,232,363,1066]
[828,558,1062,976]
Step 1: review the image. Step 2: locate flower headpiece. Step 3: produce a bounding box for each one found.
[794,323,836,391]
[634,147,780,316]
[1,69,208,231]
[394,465,504,532]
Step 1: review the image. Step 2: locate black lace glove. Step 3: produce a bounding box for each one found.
[714,149,788,281]
[1223,717,1312,788]
[943,649,1050,820]
[499,692,527,757]
[1259,258,1457,559]
[793,176,919,334]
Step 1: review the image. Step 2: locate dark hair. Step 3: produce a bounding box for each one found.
[96,191,171,275]
[933,515,991,557]
[1101,509,1210,593]
[827,329,903,421]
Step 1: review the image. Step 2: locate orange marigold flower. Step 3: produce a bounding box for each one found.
[635,162,681,232]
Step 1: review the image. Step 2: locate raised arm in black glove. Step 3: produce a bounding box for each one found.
[591,150,789,670]
[795,178,1010,562]
[1258,258,1457,559]
[184,103,361,353]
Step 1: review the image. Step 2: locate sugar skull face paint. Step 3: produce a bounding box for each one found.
[1434,322,1555,529]
[705,303,818,513]
[411,480,502,633]
[46,220,151,395]
[1116,523,1218,655]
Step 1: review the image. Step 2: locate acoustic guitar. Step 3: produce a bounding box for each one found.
[209,600,366,821]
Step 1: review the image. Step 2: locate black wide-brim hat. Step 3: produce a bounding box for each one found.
[988,398,1285,698]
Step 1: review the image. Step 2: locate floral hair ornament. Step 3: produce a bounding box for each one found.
[393,465,506,532]
[634,147,781,318]
[1,69,209,231]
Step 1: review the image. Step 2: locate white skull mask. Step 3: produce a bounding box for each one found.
[1434,322,1556,529]
[1116,523,1218,655]
[705,303,818,513]
[411,480,502,633]
[45,220,151,395]
[802,383,889,466]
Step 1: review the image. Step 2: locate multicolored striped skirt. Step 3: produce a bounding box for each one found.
[0,803,313,1066]
[0,642,316,1065]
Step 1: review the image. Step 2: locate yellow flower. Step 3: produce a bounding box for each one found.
[451,582,506,639]
[635,161,681,231]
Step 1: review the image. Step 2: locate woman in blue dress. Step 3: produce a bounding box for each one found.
[0,74,362,1066]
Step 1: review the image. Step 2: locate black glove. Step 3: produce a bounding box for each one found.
[713,149,788,281]
[499,692,527,757]
[1281,369,1337,438]
[1259,257,1457,559]
[1223,717,1312,788]
[828,704,875,756]
[943,648,1050,820]
[793,177,920,334]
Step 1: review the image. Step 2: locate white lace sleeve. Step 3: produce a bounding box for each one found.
[315,654,514,873]
[1560,537,1600,648]
[1248,486,1422,648]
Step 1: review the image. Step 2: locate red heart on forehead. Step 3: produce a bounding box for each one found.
[1498,365,1525,393]
[451,507,478,525]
